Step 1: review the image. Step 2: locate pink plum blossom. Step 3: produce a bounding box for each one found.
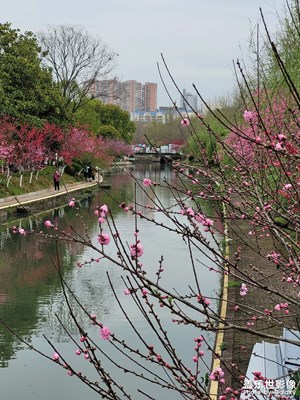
[243,110,255,122]
[253,371,263,380]
[274,304,281,311]
[100,326,111,340]
[181,118,190,127]
[52,352,60,361]
[209,367,225,381]
[130,242,144,258]
[194,213,214,227]
[186,207,194,216]
[124,288,131,295]
[197,295,211,306]
[205,218,214,227]
[68,198,75,207]
[194,335,204,343]
[99,204,108,218]
[143,178,152,187]
[44,220,53,228]
[98,233,110,245]
[266,251,280,265]
[278,133,286,141]
[240,283,248,296]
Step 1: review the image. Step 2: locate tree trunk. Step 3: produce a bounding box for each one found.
[60,165,66,176]
[6,174,12,188]
[29,170,34,184]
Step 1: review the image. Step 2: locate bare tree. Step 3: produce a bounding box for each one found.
[39,25,118,114]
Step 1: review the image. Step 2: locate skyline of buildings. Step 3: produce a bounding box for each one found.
[88,79,200,122]
[88,79,157,113]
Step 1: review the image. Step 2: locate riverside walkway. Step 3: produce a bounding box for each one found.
[0,180,100,211]
[0,176,103,223]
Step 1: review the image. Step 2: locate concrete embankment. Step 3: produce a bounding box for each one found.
[0,178,102,222]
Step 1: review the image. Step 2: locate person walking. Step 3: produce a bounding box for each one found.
[53,170,60,191]
[83,165,89,181]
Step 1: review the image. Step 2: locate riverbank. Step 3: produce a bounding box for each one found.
[0,177,102,222]
[215,196,299,396]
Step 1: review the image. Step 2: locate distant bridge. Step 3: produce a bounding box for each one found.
[130,144,184,163]
[129,152,183,164]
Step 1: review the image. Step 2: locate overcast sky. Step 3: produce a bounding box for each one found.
[2,0,284,106]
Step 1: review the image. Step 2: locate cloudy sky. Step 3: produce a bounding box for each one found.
[2,0,283,106]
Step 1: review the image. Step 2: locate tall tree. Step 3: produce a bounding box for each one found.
[74,100,135,143]
[0,23,65,126]
[39,25,117,115]
[73,98,103,135]
[96,103,135,143]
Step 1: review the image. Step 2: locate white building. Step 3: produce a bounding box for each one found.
[130,109,193,124]
[180,89,199,112]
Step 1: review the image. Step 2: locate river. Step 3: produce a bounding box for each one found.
[0,163,222,400]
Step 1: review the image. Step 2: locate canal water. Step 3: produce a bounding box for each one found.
[0,163,222,400]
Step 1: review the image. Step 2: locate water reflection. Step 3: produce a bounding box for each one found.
[0,163,222,399]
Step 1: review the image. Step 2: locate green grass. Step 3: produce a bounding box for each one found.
[219,342,226,351]
[227,280,243,288]
[0,167,81,199]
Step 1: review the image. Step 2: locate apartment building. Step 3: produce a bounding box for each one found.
[143,82,157,112]
[88,79,157,113]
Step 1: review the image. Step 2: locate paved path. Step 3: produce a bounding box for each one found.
[0,178,101,210]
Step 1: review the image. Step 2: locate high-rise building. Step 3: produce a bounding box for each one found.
[180,89,198,112]
[87,79,123,108]
[143,82,157,112]
[123,80,143,112]
[88,79,157,113]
